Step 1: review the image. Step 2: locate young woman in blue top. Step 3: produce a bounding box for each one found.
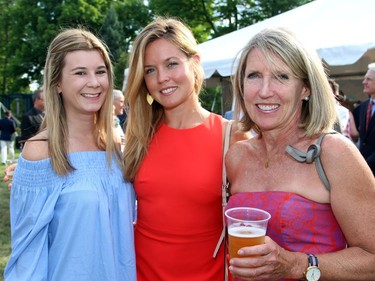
[4,28,136,281]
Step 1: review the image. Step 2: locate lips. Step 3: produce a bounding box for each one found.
[257,104,279,111]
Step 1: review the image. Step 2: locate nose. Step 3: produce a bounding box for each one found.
[258,77,272,98]
[87,74,100,88]
[157,68,169,84]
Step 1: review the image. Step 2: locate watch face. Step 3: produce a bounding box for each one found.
[306,266,321,281]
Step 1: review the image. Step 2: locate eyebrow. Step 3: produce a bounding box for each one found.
[144,56,181,68]
[70,65,107,71]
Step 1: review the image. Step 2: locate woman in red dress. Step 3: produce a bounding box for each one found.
[123,17,248,281]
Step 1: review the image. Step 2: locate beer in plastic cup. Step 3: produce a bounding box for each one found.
[225,207,271,258]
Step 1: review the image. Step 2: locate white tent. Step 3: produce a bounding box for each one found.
[198,0,375,103]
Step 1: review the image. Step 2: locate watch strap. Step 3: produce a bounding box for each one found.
[307,254,319,267]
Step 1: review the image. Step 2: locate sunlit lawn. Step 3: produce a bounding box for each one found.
[0,149,20,281]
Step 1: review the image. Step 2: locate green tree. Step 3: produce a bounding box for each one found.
[148,0,214,42]
[0,0,14,94]
[1,0,112,94]
[101,0,151,89]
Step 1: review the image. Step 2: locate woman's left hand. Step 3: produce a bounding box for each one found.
[228,236,301,281]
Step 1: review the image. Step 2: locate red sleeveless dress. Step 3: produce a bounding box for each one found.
[226,191,347,281]
[134,114,225,281]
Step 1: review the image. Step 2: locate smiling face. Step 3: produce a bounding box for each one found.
[57,50,109,116]
[243,48,309,133]
[143,38,197,110]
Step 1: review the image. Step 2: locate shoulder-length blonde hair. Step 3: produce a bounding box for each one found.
[41,27,118,176]
[123,17,204,181]
[232,27,337,137]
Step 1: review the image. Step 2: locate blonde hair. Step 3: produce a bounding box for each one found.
[232,27,337,137]
[41,28,118,175]
[123,17,204,181]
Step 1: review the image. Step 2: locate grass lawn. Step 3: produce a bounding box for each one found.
[0,149,20,281]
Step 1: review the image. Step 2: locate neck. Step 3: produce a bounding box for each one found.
[163,99,209,129]
[260,128,306,168]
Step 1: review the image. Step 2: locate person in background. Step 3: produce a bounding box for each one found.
[113,89,125,127]
[0,111,16,164]
[4,28,136,281]
[352,63,375,175]
[328,78,351,139]
[19,88,45,148]
[225,27,375,280]
[113,89,125,151]
[114,89,127,129]
[349,110,359,144]
[123,17,248,281]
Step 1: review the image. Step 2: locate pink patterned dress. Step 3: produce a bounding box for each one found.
[226,191,347,281]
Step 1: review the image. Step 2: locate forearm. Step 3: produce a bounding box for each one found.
[288,247,375,281]
[318,247,375,281]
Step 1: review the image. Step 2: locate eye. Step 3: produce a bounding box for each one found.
[246,72,259,79]
[75,71,86,76]
[167,61,178,68]
[277,73,289,80]
[96,69,107,75]
[144,67,155,75]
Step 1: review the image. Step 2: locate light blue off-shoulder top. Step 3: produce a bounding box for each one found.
[4,151,136,281]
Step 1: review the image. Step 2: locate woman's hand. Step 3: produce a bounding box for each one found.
[228,236,303,281]
[3,163,17,189]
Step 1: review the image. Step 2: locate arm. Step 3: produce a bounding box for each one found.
[4,143,60,280]
[349,111,359,140]
[316,135,375,280]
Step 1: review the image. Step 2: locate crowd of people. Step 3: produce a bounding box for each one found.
[3,17,375,281]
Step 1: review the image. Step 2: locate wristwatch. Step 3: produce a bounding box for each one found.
[304,254,321,281]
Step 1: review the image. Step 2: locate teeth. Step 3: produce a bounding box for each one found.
[161,87,176,94]
[82,93,99,98]
[258,104,278,111]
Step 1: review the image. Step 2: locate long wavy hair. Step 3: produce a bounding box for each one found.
[41,28,118,175]
[232,27,337,137]
[123,17,205,181]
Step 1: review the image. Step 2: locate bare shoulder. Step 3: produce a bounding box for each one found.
[320,133,363,160]
[22,131,49,161]
[320,133,374,189]
[225,137,254,184]
[226,137,252,163]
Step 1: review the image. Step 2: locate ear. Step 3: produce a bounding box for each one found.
[301,86,311,100]
[56,84,62,94]
[192,54,200,63]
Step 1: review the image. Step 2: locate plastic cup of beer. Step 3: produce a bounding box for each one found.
[225,207,271,258]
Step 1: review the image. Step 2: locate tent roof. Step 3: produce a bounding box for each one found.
[198,0,375,78]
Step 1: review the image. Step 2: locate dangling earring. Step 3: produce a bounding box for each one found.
[304,96,310,101]
[146,93,154,105]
